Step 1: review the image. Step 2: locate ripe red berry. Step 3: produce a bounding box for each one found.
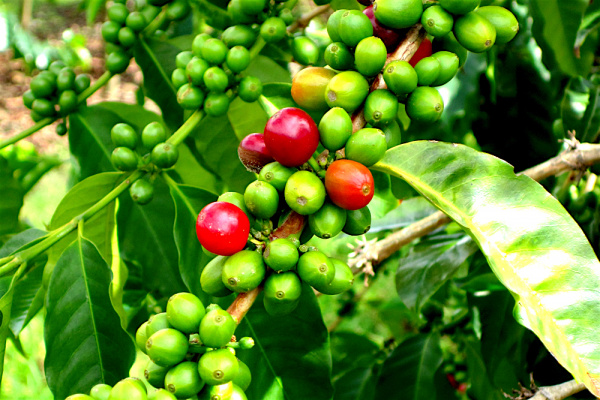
[325,160,375,210]
[409,37,432,67]
[238,133,274,173]
[196,202,250,256]
[363,5,401,51]
[263,107,320,167]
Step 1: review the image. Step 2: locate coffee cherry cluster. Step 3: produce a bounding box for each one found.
[109,121,178,205]
[172,34,262,114]
[23,61,90,134]
[65,293,253,400]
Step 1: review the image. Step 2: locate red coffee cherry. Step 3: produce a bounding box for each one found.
[363,5,401,51]
[409,37,432,67]
[196,202,250,256]
[238,133,274,173]
[325,160,375,210]
[263,107,320,167]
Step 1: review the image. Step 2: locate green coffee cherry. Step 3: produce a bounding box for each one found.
[126,11,147,32]
[226,46,251,73]
[176,51,194,70]
[111,123,138,149]
[106,51,131,74]
[130,179,154,205]
[308,202,347,239]
[325,71,370,113]
[324,42,354,71]
[453,12,496,53]
[264,272,303,311]
[58,90,78,115]
[414,57,441,86]
[373,0,423,29]
[201,256,234,297]
[74,74,91,94]
[146,312,171,337]
[318,107,352,152]
[198,349,240,385]
[90,383,112,400]
[238,76,263,102]
[431,51,459,86]
[222,25,257,49]
[108,3,128,24]
[344,207,372,235]
[202,38,229,65]
[165,361,205,398]
[284,171,326,215]
[205,92,231,117]
[186,57,210,87]
[439,0,480,15]
[198,382,234,400]
[166,0,190,21]
[204,66,229,92]
[147,388,177,400]
[111,147,138,171]
[32,98,56,117]
[260,17,287,43]
[434,31,468,68]
[327,10,344,42]
[192,33,212,56]
[135,321,149,353]
[279,8,294,25]
[218,192,253,220]
[222,250,266,293]
[144,359,169,388]
[67,394,94,400]
[49,60,66,75]
[102,21,121,43]
[239,0,266,14]
[382,120,402,149]
[364,89,399,127]
[23,90,35,109]
[475,6,519,44]
[244,180,279,219]
[338,10,373,47]
[297,251,335,288]
[354,37,387,77]
[406,87,444,123]
[152,143,179,169]
[108,378,146,400]
[118,27,136,48]
[232,360,251,391]
[56,122,68,136]
[167,292,205,334]
[228,0,255,24]
[30,75,55,98]
[141,4,161,23]
[263,295,300,317]
[422,5,454,37]
[311,258,354,295]
[291,36,319,66]
[142,122,168,149]
[146,328,189,367]
[263,238,299,272]
[57,68,76,92]
[258,162,297,192]
[345,127,387,167]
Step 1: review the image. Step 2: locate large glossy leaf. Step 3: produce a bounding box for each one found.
[236,285,333,400]
[166,179,217,301]
[464,338,505,400]
[373,141,600,395]
[374,333,443,399]
[396,234,479,313]
[0,158,22,235]
[49,172,121,265]
[169,145,220,194]
[134,37,183,131]
[576,1,600,48]
[44,237,135,399]
[69,103,161,179]
[117,178,186,297]
[370,197,438,233]
[530,0,590,76]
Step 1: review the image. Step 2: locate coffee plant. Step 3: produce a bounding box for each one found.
[2,0,600,399]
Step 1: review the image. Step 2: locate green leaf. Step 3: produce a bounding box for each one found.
[169,145,220,194]
[0,264,25,384]
[117,178,186,297]
[44,237,135,398]
[69,103,161,179]
[246,55,291,84]
[368,171,398,219]
[134,37,184,131]
[166,179,217,301]
[370,197,438,233]
[396,234,479,313]
[196,0,231,29]
[464,338,505,400]
[49,172,121,266]
[0,158,23,235]
[374,333,443,399]
[236,285,333,400]
[193,114,255,193]
[576,1,600,49]
[227,98,267,142]
[530,0,590,76]
[85,0,107,24]
[373,141,600,395]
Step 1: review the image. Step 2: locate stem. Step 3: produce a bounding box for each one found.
[287,5,331,32]
[258,95,280,117]
[227,287,263,325]
[248,37,267,60]
[530,380,586,400]
[307,156,325,178]
[143,8,168,36]
[167,110,204,146]
[0,71,114,151]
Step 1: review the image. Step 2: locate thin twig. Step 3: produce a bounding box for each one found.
[529,380,586,400]
[287,5,331,32]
